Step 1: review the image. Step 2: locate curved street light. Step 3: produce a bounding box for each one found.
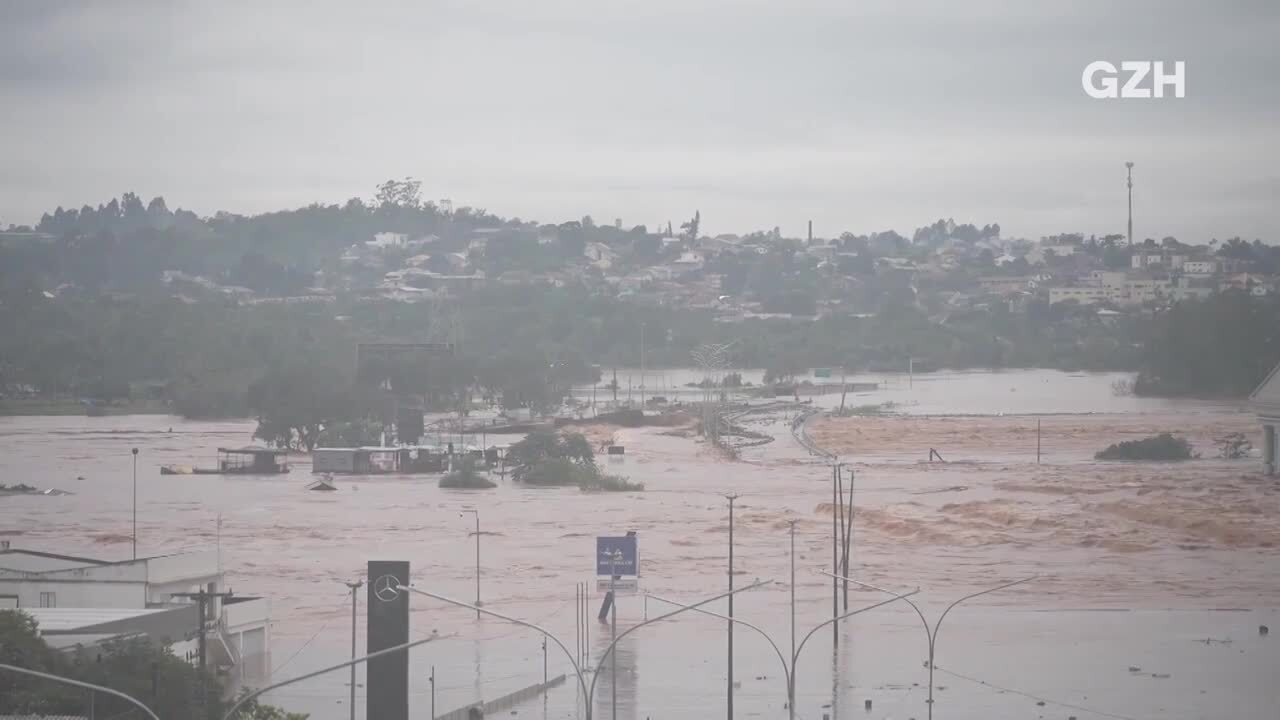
[822,571,1036,720]
[401,579,771,720]
[0,663,160,720]
[221,630,449,720]
[648,585,919,720]
[646,592,791,697]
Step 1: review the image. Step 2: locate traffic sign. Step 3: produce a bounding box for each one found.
[596,535,639,576]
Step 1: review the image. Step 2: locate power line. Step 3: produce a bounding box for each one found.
[933,664,1146,720]
[269,594,354,678]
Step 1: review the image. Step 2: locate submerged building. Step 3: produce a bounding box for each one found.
[1253,361,1280,476]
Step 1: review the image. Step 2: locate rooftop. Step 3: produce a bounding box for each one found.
[20,607,172,632]
[0,549,109,572]
[217,446,288,456]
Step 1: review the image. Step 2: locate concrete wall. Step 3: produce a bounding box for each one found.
[42,604,199,647]
[147,550,218,584]
[223,597,270,633]
[0,577,146,609]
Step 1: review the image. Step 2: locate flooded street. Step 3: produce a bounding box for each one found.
[2,370,1278,719]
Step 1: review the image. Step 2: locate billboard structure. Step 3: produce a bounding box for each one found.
[356,343,453,443]
[367,560,410,720]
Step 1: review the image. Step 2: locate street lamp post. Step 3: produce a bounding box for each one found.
[1,664,160,720]
[460,509,480,618]
[823,572,1037,720]
[343,579,363,720]
[131,448,139,559]
[725,493,739,720]
[608,548,622,720]
[648,584,918,720]
[399,579,769,720]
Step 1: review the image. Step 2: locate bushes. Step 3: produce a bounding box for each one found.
[508,430,642,491]
[1095,433,1197,461]
[520,457,591,487]
[518,455,644,492]
[581,472,645,492]
[439,457,496,489]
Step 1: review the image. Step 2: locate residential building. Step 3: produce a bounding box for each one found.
[1089,271,1127,288]
[1049,286,1115,305]
[1173,276,1215,301]
[367,232,408,249]
[978,277,1032,294]
[1125,278,1173,304]
[1182,260,1217,276]
[1252,361,1280,476]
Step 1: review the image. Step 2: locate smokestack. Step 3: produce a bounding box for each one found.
[808,220,813,245]
[1126,161,1134,246]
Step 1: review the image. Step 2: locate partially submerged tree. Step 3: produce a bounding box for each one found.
[1095,433,1197,461]
[440,456,496,489]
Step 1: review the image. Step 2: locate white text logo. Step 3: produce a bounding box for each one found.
[1082,61,1185,99]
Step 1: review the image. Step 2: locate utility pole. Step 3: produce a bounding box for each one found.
[343,579,364,720]
[461,509,480,618]
[172,589,234,720]
[831,464,839,648]
[639,323,646,408]
[789,519,797,720]
[429,665,436,720]
[609,549,621,720]
[131,448,138,559]
[1126,161,1135,246]
[726,493,740,720]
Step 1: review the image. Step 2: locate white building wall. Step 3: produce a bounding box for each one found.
[0,578,146,609]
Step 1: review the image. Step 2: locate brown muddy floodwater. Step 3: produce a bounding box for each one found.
[2,370,1278,719]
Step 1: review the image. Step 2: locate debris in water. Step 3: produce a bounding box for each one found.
[1260,625,1269,636]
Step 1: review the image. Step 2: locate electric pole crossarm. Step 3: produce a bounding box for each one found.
[0,664,160,720]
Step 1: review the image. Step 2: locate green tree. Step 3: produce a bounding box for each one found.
[249,363,354,450]
[0,610,306,719]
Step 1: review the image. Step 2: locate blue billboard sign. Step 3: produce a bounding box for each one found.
[596,535,639,576]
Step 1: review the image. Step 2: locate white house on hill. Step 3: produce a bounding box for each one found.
[1252,362,1280,476]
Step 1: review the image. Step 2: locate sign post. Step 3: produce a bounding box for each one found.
[595,535,639,592]
[367,561,410,720]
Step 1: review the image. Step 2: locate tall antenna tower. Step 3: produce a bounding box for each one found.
[427,291,461,350]
[1126,161,1134,246]
[691,341,737,444]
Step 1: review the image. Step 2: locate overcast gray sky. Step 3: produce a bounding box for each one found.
[1,0,1276,241]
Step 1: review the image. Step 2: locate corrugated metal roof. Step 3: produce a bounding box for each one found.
[23,607,169,632]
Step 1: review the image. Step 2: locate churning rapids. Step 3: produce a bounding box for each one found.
[2,370,1277,719]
